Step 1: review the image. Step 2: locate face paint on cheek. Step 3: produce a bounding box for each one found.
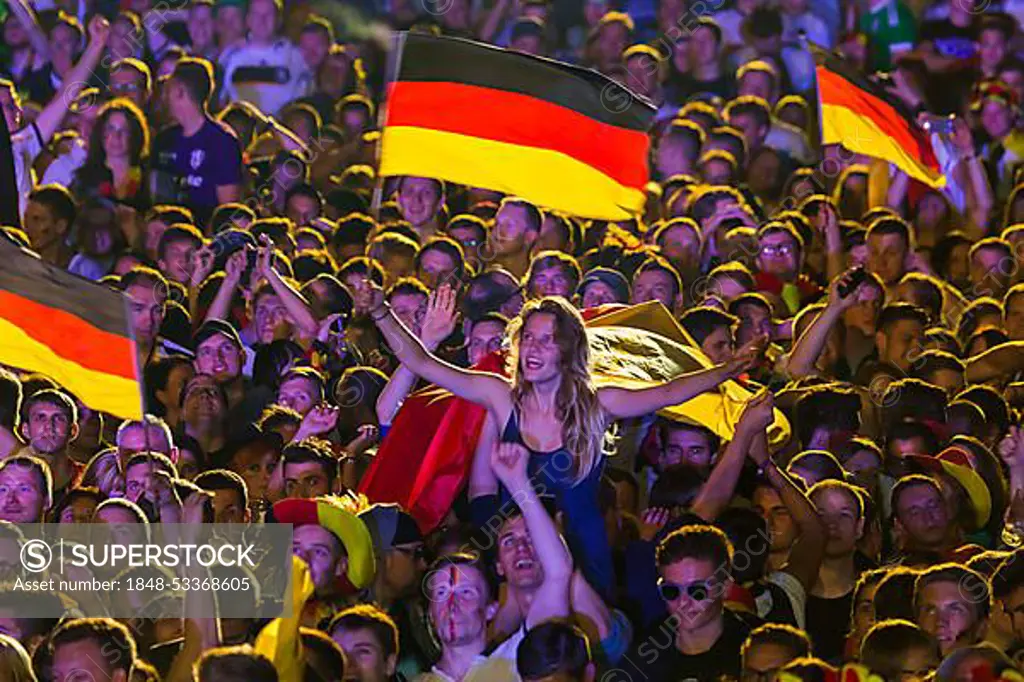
[446,565,458,641]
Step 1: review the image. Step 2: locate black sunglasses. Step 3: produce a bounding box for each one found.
[658,577,716,602]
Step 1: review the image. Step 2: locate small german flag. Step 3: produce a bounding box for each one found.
[812,45,945,188]
[379,33,655,220]
[0,240,142,419]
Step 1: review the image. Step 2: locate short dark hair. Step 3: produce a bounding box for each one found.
[910,350,965,381]
[990,549,1024,601]
[807,479,865,520]
[157,224,204,262]
[121,266,170,301]
[793,385,860,448]
[19,388,77,427]
[649,463,706,510]
[878,303,930,334]
[0,455,53,509]
[634,256,682,301]
[874,567,921,621]
[898,273,944,322]
[195,645,278,682]
[680,307,737,346]
[194,469,249,510]
[28,184,77,228]
[517,621,592,681]
[725,95,771,129]
[498,197,543,233]
[742,623,811,666]
[417,235,467,285]
[339,256,385,287]
[787,450,846,484]
[656,524,733,574]
[867,216,913,249]
[860,620,938,678]
[956,384,1011,436]
[282,439,337,490]
[426,552,498,601]
[891,474,943,518]
[329,212,374,251]
[172,57,215,107]
[50,618,137,676]
[209,203,256,234]
[326,604,399,660]
[914,563,990,622]
[279,366,326,402]
[527,251,581,296]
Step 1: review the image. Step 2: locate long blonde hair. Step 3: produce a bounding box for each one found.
[507,298,605,484]
[0,633,37,682]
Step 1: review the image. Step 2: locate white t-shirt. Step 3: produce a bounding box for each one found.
[219,38,313,117]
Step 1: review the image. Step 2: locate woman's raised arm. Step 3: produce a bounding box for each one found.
[360,281,511,413]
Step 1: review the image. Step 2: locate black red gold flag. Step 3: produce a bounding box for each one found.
[379,32,656,219]
[812,45,944,188]
[0,240,142,419]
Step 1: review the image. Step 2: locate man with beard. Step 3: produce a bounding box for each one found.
[0,455,51,523]
[16,389,83,505]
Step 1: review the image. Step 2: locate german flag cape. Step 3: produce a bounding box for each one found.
[0,240,142,419]
[359,302,790,531]
[812,44,945,188]
[378,32,655,220]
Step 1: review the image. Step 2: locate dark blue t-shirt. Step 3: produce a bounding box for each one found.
[152,118,242,224]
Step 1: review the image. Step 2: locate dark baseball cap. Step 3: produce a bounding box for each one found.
[578,267,630,303]
[192,319,243,351]
[358,503,423,551]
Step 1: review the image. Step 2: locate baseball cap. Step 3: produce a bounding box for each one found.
[358,503,423,552]
[192,319,243,352]
[578,267,630,304]
[906,447,992,530]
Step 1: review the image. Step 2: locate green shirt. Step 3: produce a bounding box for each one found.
[859,0,917,70]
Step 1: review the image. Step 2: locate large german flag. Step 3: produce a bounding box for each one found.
[379,33,655,220]
[0,240,142,419]
[813,45,945,188]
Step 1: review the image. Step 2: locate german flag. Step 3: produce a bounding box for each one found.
[379,33,655,220]
[812,45,945,188]
[0,240,142,419]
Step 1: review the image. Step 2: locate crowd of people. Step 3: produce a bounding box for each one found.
[1,0,1024,680]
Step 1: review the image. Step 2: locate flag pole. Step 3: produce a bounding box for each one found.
[371,31,408,220]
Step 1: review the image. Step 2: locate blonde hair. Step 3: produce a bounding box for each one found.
[507,298,605,484]
[0,634,37,682]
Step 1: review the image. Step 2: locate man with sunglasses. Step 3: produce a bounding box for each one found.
[623,524,757,681]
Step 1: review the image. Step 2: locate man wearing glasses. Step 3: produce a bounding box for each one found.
[623,524,757,681]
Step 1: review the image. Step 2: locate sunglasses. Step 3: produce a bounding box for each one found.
[657,577,717,602]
